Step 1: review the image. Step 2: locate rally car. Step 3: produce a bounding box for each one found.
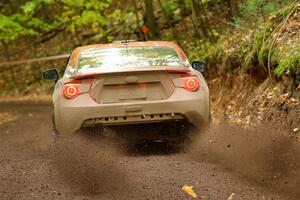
[43,41,210,141]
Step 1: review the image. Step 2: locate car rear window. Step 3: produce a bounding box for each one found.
[76,46,184,73]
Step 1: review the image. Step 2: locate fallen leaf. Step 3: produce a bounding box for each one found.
[287,98,297,104]
[0,112,16,125]
[182,185,197,199]
[296,85,300,93]
[227,193,235,200]
[273,87,280,95]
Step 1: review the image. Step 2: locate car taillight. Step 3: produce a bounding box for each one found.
[180,73,196,77]
[184,78,199,92]
[63,85,80,99]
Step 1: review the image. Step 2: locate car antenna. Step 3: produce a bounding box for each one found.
[125,40,129,52]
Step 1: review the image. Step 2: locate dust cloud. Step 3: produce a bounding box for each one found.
[187,124,300,198]
[49,130,126,197]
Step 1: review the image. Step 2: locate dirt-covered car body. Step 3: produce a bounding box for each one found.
[44,41,210,135]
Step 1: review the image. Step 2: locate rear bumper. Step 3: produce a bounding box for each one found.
[54,87,210,134]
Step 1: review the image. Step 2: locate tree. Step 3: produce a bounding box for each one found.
[144,0,160,39]
[226,0,239,21]
[190,0,211,39]
[177,0,190,17]
[157,0,178,41]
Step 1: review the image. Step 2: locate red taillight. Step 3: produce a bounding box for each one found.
[63,85,80,99]
[184,78,199,91]
[180,73,196,77]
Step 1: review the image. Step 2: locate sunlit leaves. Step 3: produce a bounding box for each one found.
[0,0,113,43]
[0,14,38,43]
[22,1,38,14]
[21,0,53,14]
[0,0,56,43]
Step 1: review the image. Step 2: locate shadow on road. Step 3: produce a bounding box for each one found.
[124,141,184,156]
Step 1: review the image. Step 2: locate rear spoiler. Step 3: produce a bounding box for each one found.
[70,67,191,80]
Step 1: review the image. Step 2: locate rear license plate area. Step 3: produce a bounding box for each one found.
[119,84,146,100]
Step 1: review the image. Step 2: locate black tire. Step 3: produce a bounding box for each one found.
[51,113,60,136]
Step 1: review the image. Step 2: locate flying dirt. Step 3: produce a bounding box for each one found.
[0,102,299,200]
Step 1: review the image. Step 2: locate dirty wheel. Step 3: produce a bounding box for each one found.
[51,113,60,136]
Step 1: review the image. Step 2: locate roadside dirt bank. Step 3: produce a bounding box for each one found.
[209,74,300,137]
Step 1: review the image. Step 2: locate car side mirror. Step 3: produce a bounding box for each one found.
[191,61,206,72]
[42,68,59,82]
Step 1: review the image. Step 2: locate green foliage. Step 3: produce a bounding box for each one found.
[240,0,290,17]
[0,14,38,43]
[236,0,291,27]
[21,0,53,14]
[255,21,273,67]
[0,0,113,43]
[1,0,299,98]
[163,1,179,11]
[228,2,300,77]
[275,49,300,77]
[254,2,299,77]
[187,39,224,66]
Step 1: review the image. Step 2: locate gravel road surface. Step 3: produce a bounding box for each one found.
[0,103,299,200]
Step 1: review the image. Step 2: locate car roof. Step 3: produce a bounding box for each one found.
[75,41,179,51]
[68,41,187,67]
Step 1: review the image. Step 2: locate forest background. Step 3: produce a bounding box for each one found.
[0,0,299,99]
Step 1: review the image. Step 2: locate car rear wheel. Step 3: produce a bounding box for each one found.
[51,113,60,136]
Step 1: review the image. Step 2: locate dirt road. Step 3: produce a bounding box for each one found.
[0,102,299,200]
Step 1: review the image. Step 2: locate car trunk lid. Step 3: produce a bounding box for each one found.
[88,71,176,103]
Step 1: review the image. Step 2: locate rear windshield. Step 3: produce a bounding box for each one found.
[76,46,184,73]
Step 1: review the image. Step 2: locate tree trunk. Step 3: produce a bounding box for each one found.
[226,0,239,21]
[144,0,160,39]
[133,0,142,40]
[157,0,178,42]
[190,0,210,38]
[133,0,140,28]
[177,0,190,17]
